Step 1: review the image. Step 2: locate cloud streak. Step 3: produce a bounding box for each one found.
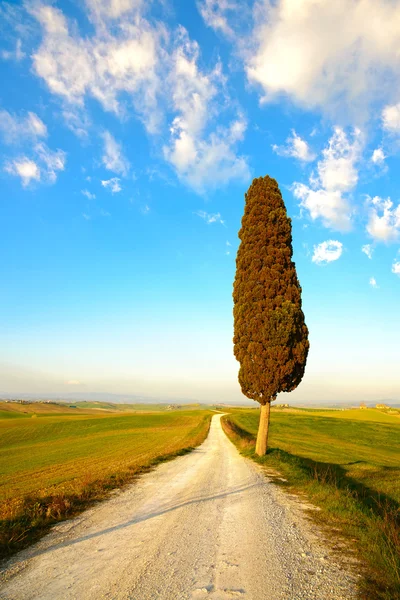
[101,132,129,176]
[0,110,47,144]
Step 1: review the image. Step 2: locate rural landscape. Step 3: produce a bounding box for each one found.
[1,0,400,599]
[0,400,399,598]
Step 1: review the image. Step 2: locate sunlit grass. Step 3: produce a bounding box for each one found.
[0,406,212,558]
[222,407,400,600]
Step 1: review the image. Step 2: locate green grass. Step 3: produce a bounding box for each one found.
[222,407,400,600]
[0,410,28,419]
[0,407,212,559]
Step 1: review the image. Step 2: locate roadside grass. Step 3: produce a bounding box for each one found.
[0,408,212,560]
[221,408,400,600]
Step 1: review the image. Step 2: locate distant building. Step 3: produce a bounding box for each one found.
[376,403,388,409]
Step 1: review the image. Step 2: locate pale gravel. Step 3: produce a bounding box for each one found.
[0,414,359,600]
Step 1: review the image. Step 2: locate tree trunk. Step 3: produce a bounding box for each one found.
[255,401,271,456]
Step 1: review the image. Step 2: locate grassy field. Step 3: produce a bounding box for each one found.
[222,407,400,600]
[0,402,212,559]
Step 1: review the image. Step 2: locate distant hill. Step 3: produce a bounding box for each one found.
[0,391,200,405]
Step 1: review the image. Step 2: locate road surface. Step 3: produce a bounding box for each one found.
[0,414,358,599]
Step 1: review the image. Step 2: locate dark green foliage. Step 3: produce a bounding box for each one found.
[233,176,309,403]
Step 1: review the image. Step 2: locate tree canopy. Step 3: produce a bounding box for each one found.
[233,175,309,405]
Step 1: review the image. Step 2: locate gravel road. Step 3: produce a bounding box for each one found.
[0,414,358,600]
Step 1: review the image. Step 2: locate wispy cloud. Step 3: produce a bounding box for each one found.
[30,2,161,132]
[195,210,225,225]
[101,131,130,176]
[4,139,66,187]
[141,204,150,215]
[34,143,66,183]
[82,189,96,200]
[0,39,25,62]
[62,109,91,139]
[197,0,238,38]
[0,110,47,144]
[361,244,373,260]
[369,277,378,288]
[102,177,122,193]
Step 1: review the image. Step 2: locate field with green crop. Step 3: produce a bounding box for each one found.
[0,402,212,558]
[222,407,400,600]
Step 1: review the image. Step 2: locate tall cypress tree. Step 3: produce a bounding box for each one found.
[233,176,309,455]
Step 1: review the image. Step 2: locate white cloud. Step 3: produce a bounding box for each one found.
[100,208,111,217]
[4,143,66,186]
[24,4,247,191]
[226,240,231,246]
[382,103,400,132]
[102,177,122,193]
[30,3,161,132]
[164,28,249,191]
[82,189,96,199]
[366,196,400,243]
[362,244,373,260]
[246,0,400,118]
[293,186,352,231]
[369,277,378,288]
[392,261,400,275]
[292,127,361,231]
[312,240,343,265]
[101,131,129,176]
[318,127,362,192]
[197,0,237,37]
[4,159,40,187]
[0,110,47,144]
[272,130,315,162]
[85,0,144,21]
[371,148,386,165]
[66,379,81,385]
[82,213,91,220]
[195,210,225,225]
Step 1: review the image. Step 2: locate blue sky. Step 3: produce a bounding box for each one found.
[1,0,400,405]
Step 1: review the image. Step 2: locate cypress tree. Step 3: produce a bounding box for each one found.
[233,175,309,455]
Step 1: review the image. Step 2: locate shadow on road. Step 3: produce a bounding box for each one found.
[26,481,262,559]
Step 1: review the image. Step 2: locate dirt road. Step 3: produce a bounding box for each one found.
[0,414,358,600]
